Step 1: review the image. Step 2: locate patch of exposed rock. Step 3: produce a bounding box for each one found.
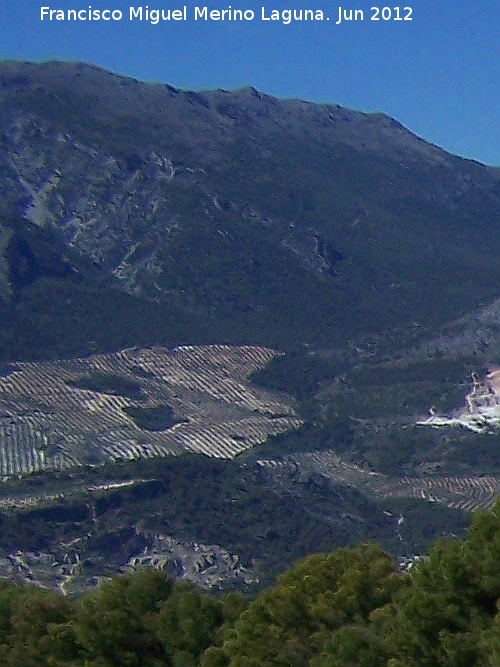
[126,534,256,590]
[0,534,256,595]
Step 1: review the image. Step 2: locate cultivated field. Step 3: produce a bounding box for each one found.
[0,345,302,478]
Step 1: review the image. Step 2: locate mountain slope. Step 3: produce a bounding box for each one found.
[1,60,500,356]
[1,60,500,590]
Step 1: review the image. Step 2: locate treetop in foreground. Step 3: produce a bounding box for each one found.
[4,502,500,665]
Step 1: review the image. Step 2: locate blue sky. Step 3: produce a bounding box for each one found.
[1,0,499,165]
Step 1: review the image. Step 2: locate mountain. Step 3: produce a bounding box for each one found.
[2,60,500,355]
[0,60,500,590]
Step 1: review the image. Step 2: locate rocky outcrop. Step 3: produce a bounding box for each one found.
[127,534,256,590]
[0,534,256,595]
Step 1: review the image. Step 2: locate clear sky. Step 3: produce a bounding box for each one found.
[1,0,499,166]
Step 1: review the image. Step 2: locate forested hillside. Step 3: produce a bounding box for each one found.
[2,501,500,666]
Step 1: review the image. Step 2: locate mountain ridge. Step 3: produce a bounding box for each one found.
[4,59,497,168]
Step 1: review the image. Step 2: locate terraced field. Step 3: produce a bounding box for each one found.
[257,450,500,512]
[388,475,500,511]
[0,345,302,478]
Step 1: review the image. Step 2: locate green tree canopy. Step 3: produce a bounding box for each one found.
[205,543,402,667]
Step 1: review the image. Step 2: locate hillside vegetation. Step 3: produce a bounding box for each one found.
[2,501,500,666]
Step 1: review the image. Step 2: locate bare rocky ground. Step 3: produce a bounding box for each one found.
[0,533,256,596]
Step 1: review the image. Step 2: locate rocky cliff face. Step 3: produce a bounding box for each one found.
[3,111,180,297]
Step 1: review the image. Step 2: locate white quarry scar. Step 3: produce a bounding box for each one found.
[418,367,500,433]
